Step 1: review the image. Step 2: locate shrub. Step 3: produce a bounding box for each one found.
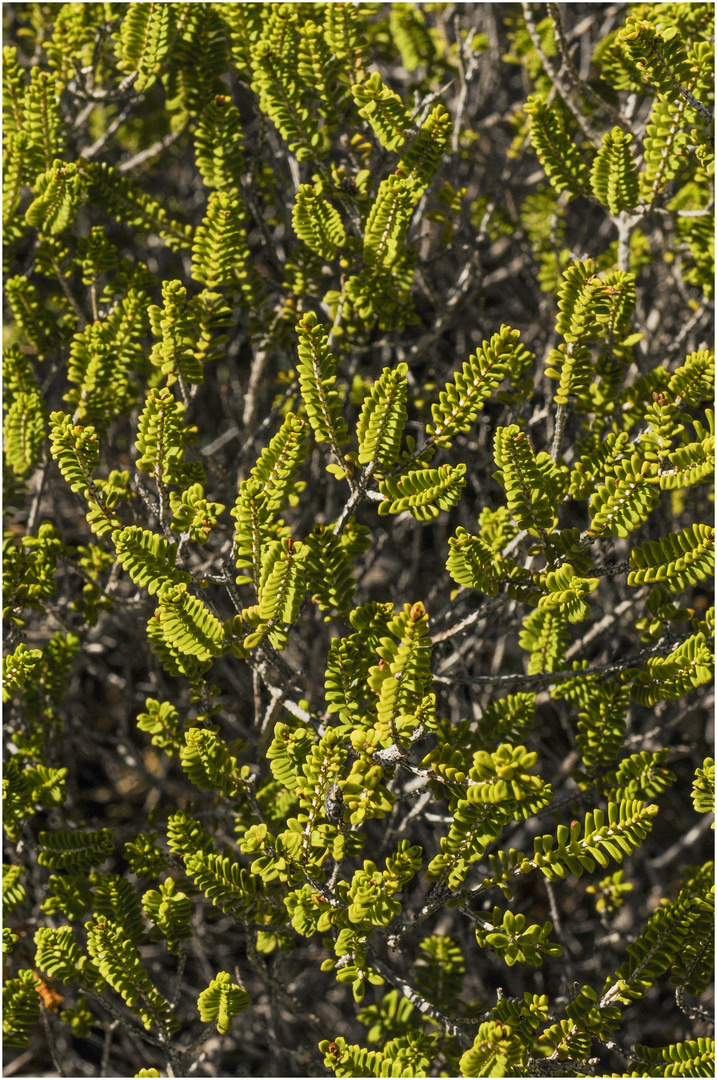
[3,3,714,1078]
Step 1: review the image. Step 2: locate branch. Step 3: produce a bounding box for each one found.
[547,3,628,130]
[522,2,602,148]
[333,459,378,536]
[433,634,684,688]
[80,99,137,159]
[550,400,569,461]
[364,947,474,1047]
[118,124,188,173]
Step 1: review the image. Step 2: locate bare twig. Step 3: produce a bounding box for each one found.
[81,98,137,159]
[649,812,714,869]
[364,947,473,1046]
[523,2,603,147]
[550,400,569,461]
[434,634,683,688]
[334,459,378,535]
[39,1000,65,1078]
[100,1018,120,1077]
[548,3,628,130]
[118,124,188,173]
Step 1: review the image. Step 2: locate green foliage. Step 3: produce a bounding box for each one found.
[396,104,451,189]
[85,916,179,1032]
[40,872,97,921]
[25,159,81,235]
[588,452,661,538]
[320,1033,429,1077]
[524,94,589,198]
[3,758,67,842]
[36,828,113,873]
[3,643,43,701]
[33,924,98,986]
[152,582,226,663]
[519,608,569,673]
[356,362,408,467]
[363,174,418,270]
[692,757,715,820]
[2,970,42,1048]
[169,483,225,545]
[142,877,193,952]
[390,4,436,72]
[427,326,526,450]
[197,971,250,1034]
[115,2,174,93]
[82,162,194,251]
[296,311,350,453]
[531,801,659,882]
[553,675,630,770]
[135,387,201,487]
[627,524,714,592]
[292,182,347,259]
[64,317,140,428]
[352,72,411,151]
[23,68,66,170]
[191,192,255,297]
[459,992,551,1077]
[601,859,714,1004]
[250,9,329,162]
[194,95,245,191]
[305,524,357,619]
[669,349,715,408]
[94,874,144,946]
[241,536,309,649]
[2,4,713,1077]
[446,526,527,597]
[60,997,94,1038]
[181,728,239,796]
[628,1039,715,1078]
[630,631,713,705]
[48,412,122,537]
[148,279,205,389]
[378,463,466,521]
[591,127,640,214]
[537,563,600,623]
[586,869,634,918]
[183,849,286,926]
[477,694,536,749]
[493,426,565,536]
[474,905,562,967]
[3,863,26,914]
[113,526,190,595]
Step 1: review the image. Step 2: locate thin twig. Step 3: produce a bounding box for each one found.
[636,33,713,120]
[433,593,509,645]
[26,454,49,534]
[334,459,378,535]
[548,3,628,130]
[522,2,602,148]
[434,634,683,687]
[243,925,325,1034]
[364,947,473,1047]
[118,124,188,173]
[550,400,569,461]
[545,877,575,989]
[39,1001,65,1078]
[50,256,86,327]
[648,812,713,869]
[100,1018,120,1077]
[81,98,137,159]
